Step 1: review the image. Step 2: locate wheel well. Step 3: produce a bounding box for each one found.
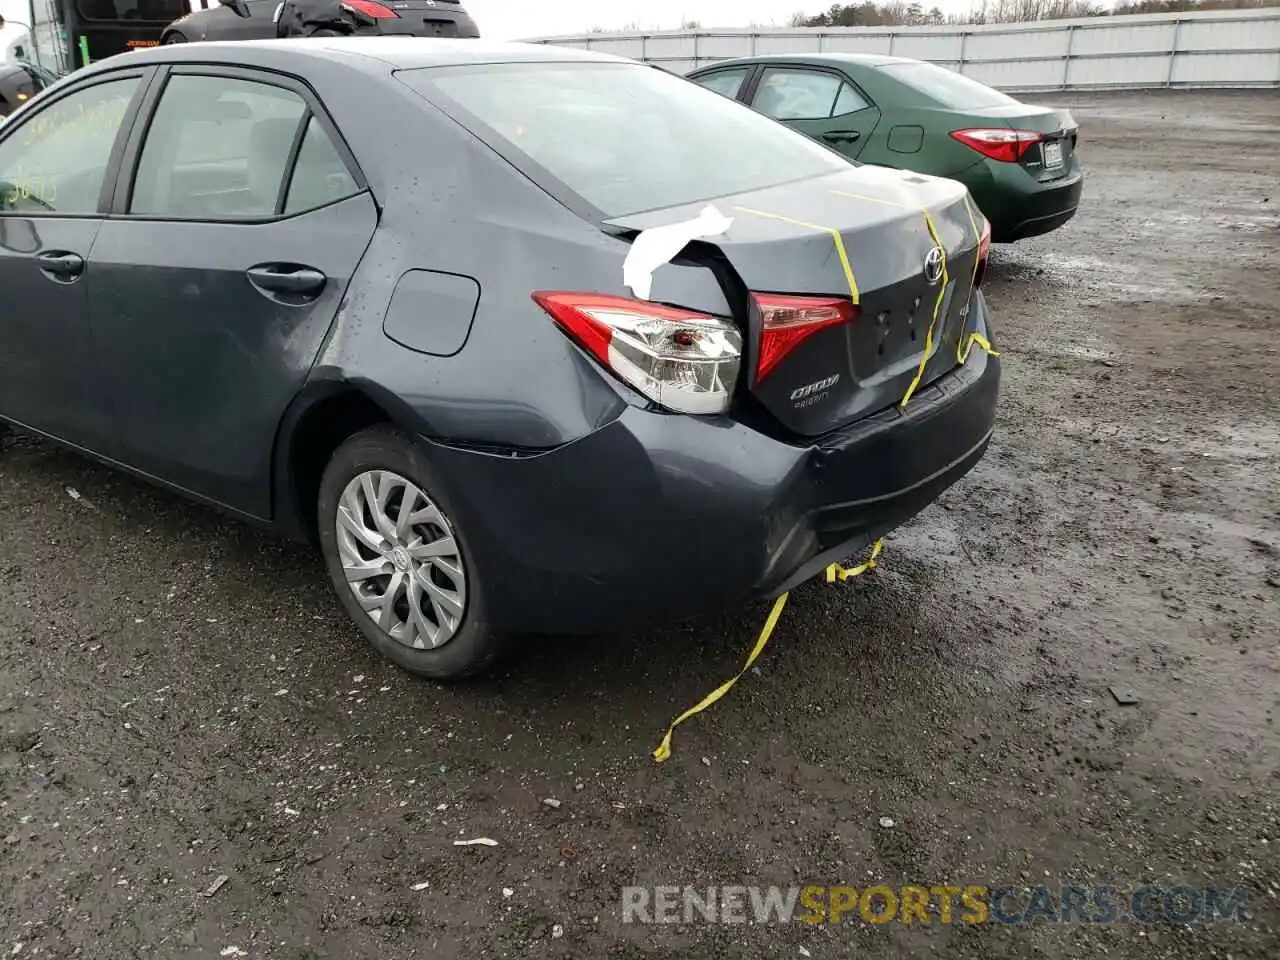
[287,390,391,541]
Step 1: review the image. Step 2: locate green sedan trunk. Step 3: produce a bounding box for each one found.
[687,54,1085,243]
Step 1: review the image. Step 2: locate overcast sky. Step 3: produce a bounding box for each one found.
[468,0,979,41]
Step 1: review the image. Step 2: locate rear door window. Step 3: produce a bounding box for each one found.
[129,74,307,219]
[832,82,871,116]
[397,61,848,219]
[877,62,1020,109]
[283,114,359,215]
[693,67,750,100]
[752,68,848,121]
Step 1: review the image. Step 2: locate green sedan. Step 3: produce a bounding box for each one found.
[687,54,1083,243]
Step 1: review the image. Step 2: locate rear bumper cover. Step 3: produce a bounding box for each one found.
[967,159,1085,243]
[425,294,1000,634]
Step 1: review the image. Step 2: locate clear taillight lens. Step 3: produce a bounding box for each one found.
[975,217,992,288]
[950,128,1043,163]
[752,293,857,382]
[533,292,742,416]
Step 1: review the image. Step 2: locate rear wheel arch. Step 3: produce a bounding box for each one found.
[275,385,395,543]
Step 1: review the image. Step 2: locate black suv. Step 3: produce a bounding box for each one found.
[0,61,61,119]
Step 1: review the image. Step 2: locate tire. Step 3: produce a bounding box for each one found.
[163,30,188,43]
[317,425,506,680]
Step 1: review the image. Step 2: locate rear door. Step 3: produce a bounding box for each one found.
[0,69,147,452]
[87,65,378,517]
[747,65,880,162]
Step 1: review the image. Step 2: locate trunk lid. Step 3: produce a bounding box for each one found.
[963,103,1079,181]
[606,165,984,437]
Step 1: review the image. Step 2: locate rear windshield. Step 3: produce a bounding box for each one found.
[878,61,1020,109]
[397,61,850,219]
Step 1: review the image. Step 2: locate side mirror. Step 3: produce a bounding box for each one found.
[218,0,252,17]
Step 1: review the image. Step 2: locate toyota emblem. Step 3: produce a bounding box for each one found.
[923,246,945,286]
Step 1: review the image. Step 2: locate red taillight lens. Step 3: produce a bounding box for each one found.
[752,293,857,383]
[532,292,742,416]
[974,217,992,288]
[950,128,1042,163]
[343,0,398,17]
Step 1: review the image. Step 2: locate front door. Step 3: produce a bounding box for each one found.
[0,71,146,452]
[87,67,378,517]
[748,66,881,162]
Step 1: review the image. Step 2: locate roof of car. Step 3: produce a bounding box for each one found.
[693,52,918,70]
[104,37,627,75]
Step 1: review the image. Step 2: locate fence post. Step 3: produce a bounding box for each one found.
[641,34,647,62]
[887,31,895,55]
[1062,24,1076,88]
[1166,19,1182,87]
[750,32,757,56]
[958,30,968,76]
[693,30,699,69]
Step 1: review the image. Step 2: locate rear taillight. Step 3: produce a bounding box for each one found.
[950,128,1042,163]
[342,0,398,17]
[532,292,742,416]
[752,294,857,382]
[974,217,992,288]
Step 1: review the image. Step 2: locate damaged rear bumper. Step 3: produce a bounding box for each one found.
[423,295,1001,634]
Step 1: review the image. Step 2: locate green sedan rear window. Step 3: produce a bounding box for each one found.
[398,61,851,219]
[878,61,1020,109]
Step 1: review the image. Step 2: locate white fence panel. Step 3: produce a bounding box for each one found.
[815,33,894,55]
[533,8,1280,91]
[1179,16,1280,50]
[754,34,821,54]
[1072,22,1178,56]
[889,33,965,61]
[1068,53,1171,86]
[1173,49,1280,84]
[964,28,1069,62]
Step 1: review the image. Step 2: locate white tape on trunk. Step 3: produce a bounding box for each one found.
[622,205,733,301]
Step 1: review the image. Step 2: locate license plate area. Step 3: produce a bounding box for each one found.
[1043,140,1064,169]
[423,18,459,36]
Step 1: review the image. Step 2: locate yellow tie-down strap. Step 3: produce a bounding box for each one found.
[733,206,861,305]
[829,189,998,402]
[652,537,885,763]
[956,194,1001,367]
[650,190,1001,763]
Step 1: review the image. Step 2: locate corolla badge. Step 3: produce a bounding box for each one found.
[924,246,945,286]
[790,373,841,408]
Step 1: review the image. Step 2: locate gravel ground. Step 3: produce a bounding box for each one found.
[1,90,1278,960]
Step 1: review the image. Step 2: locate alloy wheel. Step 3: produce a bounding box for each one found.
[335,470,467,650]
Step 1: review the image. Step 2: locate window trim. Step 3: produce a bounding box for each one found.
[0,66,156,219]
[111,64,367,224]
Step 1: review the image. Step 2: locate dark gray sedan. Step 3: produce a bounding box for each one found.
[0,39,999,679]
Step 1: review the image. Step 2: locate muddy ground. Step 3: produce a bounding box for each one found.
[1,90,1278,959]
